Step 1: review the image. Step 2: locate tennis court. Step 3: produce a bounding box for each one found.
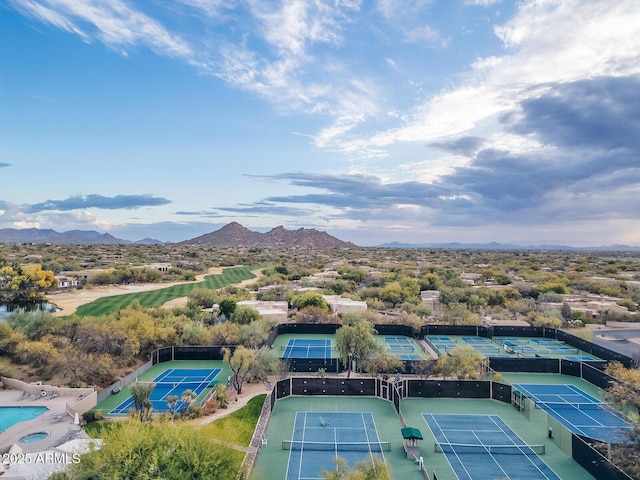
[110,367,221,414]
[427,335,604,361]
[282,339,333,359]
[284,411,388,480]
[376,335,424,360]
[423,413,561,480]
[513,383,632,443]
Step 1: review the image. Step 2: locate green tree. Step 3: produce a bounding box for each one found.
[378,282,406,308]
[291,292,330,311]
[434,345,486,380]
[335,319,379,377]
[180,320,209,345]
[8,310,63,340]
[561,301,572,322]
[210,321,242,345]
[75,321,139,367]
[222,345,256,394]
[296,305,335,323]
[217,298,237,319]
[187,288,218,309]
[322,455,391,480]
[129,382,156,421]
[65,420,242,479]
[442,302,480,326]
[214,383,229,408]
[361,352,403,378]
[0,263,56,304]
[603,362,640,478]
[246,346,280,382]
[240,318,274,348]
[166,395,179,419]
[230,305,261,324]
[420,272,443,291]
[14,340,59,368]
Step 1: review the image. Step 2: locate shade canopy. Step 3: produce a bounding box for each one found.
[401,427,423,440]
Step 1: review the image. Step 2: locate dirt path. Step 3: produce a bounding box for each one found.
[48,266,261,316]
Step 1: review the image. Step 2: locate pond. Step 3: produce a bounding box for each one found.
[0,302,59,320]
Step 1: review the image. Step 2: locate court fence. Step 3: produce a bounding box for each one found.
[572,435,634,480]
[237,385,276,480]
[271,323,632,374]
[97,359,153,404]
[270,375,632,480]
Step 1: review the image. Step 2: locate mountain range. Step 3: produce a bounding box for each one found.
[177,222,355,248]
[0,223,355,248]
[0,225,639,251]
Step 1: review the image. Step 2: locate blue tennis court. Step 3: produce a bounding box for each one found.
[384,336,411,343]
[110,368,221,414]
[565,355,598,361]
[462,337,489,343]
[397,354,421,360]
[469,344,500,351]
[387,343,414,351]
[496,337,530,345]
[433,342,457,351]
[530,338,559,344]
[423,413,561,480]
[513,384,632,443]
[429,336,453,342]
[285,412,388,480]
[282,339,333,359]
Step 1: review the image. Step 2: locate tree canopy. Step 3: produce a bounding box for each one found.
[0,260,56,304]
[604,361,640,478]
[222,345,256,394]
[335,317,379,377]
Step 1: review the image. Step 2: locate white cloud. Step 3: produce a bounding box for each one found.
[11,0,196,62]
[176,0,233,18]
[404,25,448,47]
[9,0,88,40]
[354,0,640,150]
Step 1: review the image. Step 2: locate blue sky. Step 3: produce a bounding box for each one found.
[1,0,639,246]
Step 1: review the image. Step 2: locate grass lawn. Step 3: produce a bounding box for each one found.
[200,394,267,447]
[74,266,258,317]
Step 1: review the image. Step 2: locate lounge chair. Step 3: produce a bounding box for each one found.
[50,412,67,422]
[16,390,28,400]
[48,390,59,400]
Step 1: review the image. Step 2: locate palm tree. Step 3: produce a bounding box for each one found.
[180,389,196,413]
[166,395,179,420]
[129,382,155,421]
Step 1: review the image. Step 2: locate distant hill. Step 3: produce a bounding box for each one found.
[179,222,356,248]
[0,228,163,245]
[376,241,640,252]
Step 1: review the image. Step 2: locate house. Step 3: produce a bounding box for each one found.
[236,300,289,322]
[322,295,367,314]
[55,276,78,289]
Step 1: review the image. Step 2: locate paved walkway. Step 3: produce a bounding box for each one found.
[199,379,272,427]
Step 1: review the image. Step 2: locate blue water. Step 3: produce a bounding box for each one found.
[20,431,49,443]
[0,406,49,432]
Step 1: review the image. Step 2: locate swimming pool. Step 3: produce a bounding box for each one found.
[0,406,49,432]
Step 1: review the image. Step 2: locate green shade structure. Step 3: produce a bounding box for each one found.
[401,427,423,441]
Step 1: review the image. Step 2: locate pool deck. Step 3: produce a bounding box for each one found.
[0,388,91,454]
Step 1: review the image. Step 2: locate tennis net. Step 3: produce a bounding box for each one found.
[280,345,336,351]
[282,440,391,452]
[536,401,604,411]
[134,381,212,390]
[434,442,545,455]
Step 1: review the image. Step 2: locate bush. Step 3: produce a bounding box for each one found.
[83,409,104,423]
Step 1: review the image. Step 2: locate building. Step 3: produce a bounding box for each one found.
[322,295,367,314]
